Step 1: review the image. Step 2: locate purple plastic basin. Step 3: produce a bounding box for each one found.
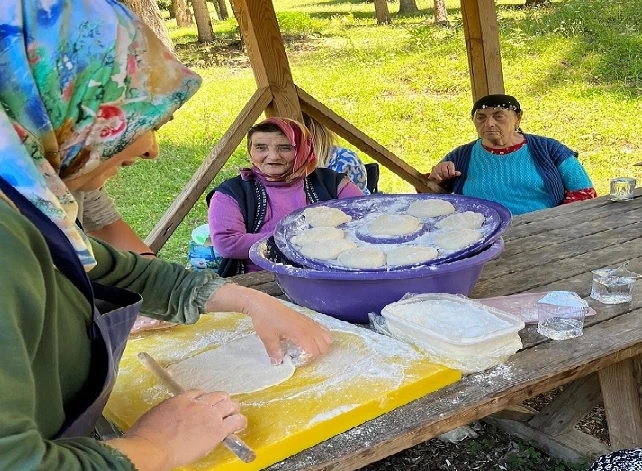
[249,237,504,324]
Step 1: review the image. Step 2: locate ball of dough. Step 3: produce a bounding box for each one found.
[336,247,387,269]
[433,229,483,251]
[407,199,456,218]
[291,226,345,247]
[368,214,421,237]
[299,238,357,260]
[435,211,485,230]
[386,245,439,266]
[304,206,352,227]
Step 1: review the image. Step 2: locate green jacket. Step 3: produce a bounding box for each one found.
[0,198,224,469]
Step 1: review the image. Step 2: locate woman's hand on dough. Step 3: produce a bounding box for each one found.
[106,390,246,471]
[250,297,333,364]
[206,284,332,365]
[429,162,461,182]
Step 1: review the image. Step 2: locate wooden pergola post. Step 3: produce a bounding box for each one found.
[146,0,504,252]
[461,0,505,101]
[234,0,302,120]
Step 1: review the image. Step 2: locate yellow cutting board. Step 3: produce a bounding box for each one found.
[105,304,460,471]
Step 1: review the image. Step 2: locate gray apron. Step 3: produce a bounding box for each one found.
[0,176,142,438]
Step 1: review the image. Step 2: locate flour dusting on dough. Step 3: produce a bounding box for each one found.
[167,335,295,395]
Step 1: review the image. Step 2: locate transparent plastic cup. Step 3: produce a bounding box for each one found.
[537,305,587,340]
[610,177,636,201]
[590,267,639,304]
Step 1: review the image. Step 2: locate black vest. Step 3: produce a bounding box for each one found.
[206,168,346,277]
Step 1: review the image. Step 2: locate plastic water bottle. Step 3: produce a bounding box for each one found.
[187,224,221,271]
[187,241,221,271]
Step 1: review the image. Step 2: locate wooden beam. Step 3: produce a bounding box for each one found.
[599,356,642,450]
[529,374,602,435]
[460,0,504,102]
[232,0,302,121]
[490,403,537,422]
[484,416,609,464]
[297,87,445,194]
[230,0,268,87]
[146,87,272,252]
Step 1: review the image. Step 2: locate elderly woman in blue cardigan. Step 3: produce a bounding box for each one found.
[427,94,596,215]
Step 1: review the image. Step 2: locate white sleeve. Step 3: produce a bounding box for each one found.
[77,188,122,232]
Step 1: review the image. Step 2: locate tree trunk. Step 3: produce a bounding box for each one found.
[433,0,449,25]
[211,0,221,20]
[120,0,174,52]
[229,1,244,51]
[191,0,214,42]
[173,0,193,27]
[215,0,229,20]
[398,0,419,14]
[373,0,392,24]
[168,2,175,19]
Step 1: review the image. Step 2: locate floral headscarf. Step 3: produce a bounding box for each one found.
[0,0,201,269]
[248,117,317,183]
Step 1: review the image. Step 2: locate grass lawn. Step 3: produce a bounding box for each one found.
[106,0,642,266]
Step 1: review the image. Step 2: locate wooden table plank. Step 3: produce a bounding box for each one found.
[473,238,642,297]
[500,190,642,228]
[486,213,642,273]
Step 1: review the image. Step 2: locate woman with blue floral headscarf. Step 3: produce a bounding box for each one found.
[0,1,331,469]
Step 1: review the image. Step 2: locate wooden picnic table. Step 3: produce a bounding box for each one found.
[231,191,642,470]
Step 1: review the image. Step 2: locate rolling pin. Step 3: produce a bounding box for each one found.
[137,352,256,463]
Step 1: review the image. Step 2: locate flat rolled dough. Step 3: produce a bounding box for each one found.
[387,245,439,266]
[336,247,387,269]
[299,238,357,260]
[368,214,421,237]
[167,335,295,395]
[406,199,456,218]
[435,211,485,230]
[291,226,345,247]
[304,206,352,227]
[433,229,483,251]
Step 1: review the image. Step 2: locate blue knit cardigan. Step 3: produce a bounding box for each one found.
[442,134,577,206]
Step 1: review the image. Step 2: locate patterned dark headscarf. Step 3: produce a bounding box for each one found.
[471,94,521,117]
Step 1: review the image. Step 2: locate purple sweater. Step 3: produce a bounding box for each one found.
[208,178,363,272]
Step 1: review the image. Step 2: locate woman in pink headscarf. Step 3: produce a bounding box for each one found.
[207,117,364,276]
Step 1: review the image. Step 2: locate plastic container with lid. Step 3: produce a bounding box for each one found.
[380,293,525,373]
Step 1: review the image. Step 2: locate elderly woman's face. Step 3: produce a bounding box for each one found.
[249,131,296,178]
[473,107,521,146]
[64,131,159,192]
